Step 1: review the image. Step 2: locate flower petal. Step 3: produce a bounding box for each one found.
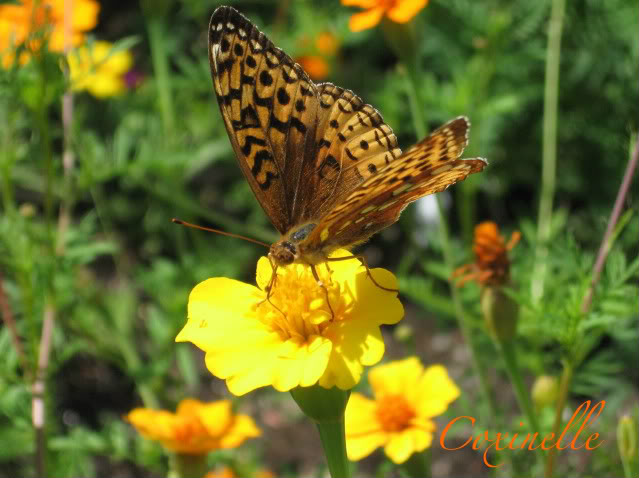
[384,430,416,464]
[387,0,429,23]
[218,414,262,448]
[347,268,403,326]
[369,357,423,399]
[320,316,385,389]
[346,393,388,461]
[416,365,460,418]
[176,278,264,351]
[349,7,385,32]
[341,0,379,7]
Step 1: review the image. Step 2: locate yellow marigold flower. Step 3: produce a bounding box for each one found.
[126,399,261,455]
[345,357,459,464]
[342,0,429,32]
[0,0,99,68]
[176,250,403,396]
[453,221,520,287]
[67,41,133,98]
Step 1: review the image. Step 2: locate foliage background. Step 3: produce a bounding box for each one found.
[0,0,637,476]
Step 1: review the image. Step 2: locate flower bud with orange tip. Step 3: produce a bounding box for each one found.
[454,222,521,342]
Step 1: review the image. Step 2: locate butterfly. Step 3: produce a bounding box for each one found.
[208,6,487,290]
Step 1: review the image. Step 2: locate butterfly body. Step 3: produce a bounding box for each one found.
[209,6,487,271]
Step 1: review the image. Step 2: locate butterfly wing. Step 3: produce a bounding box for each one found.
[290,83,402,224]
[303,117,487,251]
[209,6,320,234]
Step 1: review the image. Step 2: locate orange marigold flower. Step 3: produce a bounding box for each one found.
[342,0,429,32]
[205,467,275,478]
[126,399,261,455]
[0,0,100,68]
[296,55,330,80]
[453,221,520,287]
[316,31,339,55]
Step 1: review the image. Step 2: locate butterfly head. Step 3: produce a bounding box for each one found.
[269,240,297,266]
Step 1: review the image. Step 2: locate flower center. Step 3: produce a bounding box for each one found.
[255,263,350,341]
[376,395,416,432]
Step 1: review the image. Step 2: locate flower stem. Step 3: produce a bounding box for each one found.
[169,453,209,478]
[146,17,175,138]
[402,449,430,477]
[315,418,350,478]
[544,360,573,477]
[496,339,544,467]
[531,0,566,304]
[290,385,351,478]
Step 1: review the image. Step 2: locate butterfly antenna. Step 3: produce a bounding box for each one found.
[172,218,270,248]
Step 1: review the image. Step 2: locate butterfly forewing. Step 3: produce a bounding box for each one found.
[304,117,487,251]
[209,7,319,234]
[209,6,406,235]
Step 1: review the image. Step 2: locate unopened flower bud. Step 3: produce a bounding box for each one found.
[531,375,559,409]
[617,415,637,462]
[481,286,518,342]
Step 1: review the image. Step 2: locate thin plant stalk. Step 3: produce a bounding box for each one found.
[544,137,639,477]
[0,272,31,377]
[531,0,566,304]
[497,340,544,466]
[146,17,175,137]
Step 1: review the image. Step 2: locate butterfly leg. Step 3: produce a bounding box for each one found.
[310,264,335,319]
[324,261,334,285]
[326,255,399,293]
[258,258,287,319]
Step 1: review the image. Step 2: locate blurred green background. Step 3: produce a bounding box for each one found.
[0,0,637,476]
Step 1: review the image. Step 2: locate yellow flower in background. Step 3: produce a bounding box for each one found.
[126,399,261,455]
[342,0,429,32]
[67,41,132,98]
[176,250,403,396]
[0,0,99,67]
[345,357,459,464]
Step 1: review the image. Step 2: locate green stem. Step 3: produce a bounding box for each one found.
[544,360,573,477]
[401,449,430,477]
[531,0,566,303]
[291,385,351,478]
[316,418,350,478]
[169,453,209,478]
[146,17,175,137]
[497,340,544,467]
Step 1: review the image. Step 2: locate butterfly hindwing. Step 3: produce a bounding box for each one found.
[292,83,402,223]
[304,117,487,251]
